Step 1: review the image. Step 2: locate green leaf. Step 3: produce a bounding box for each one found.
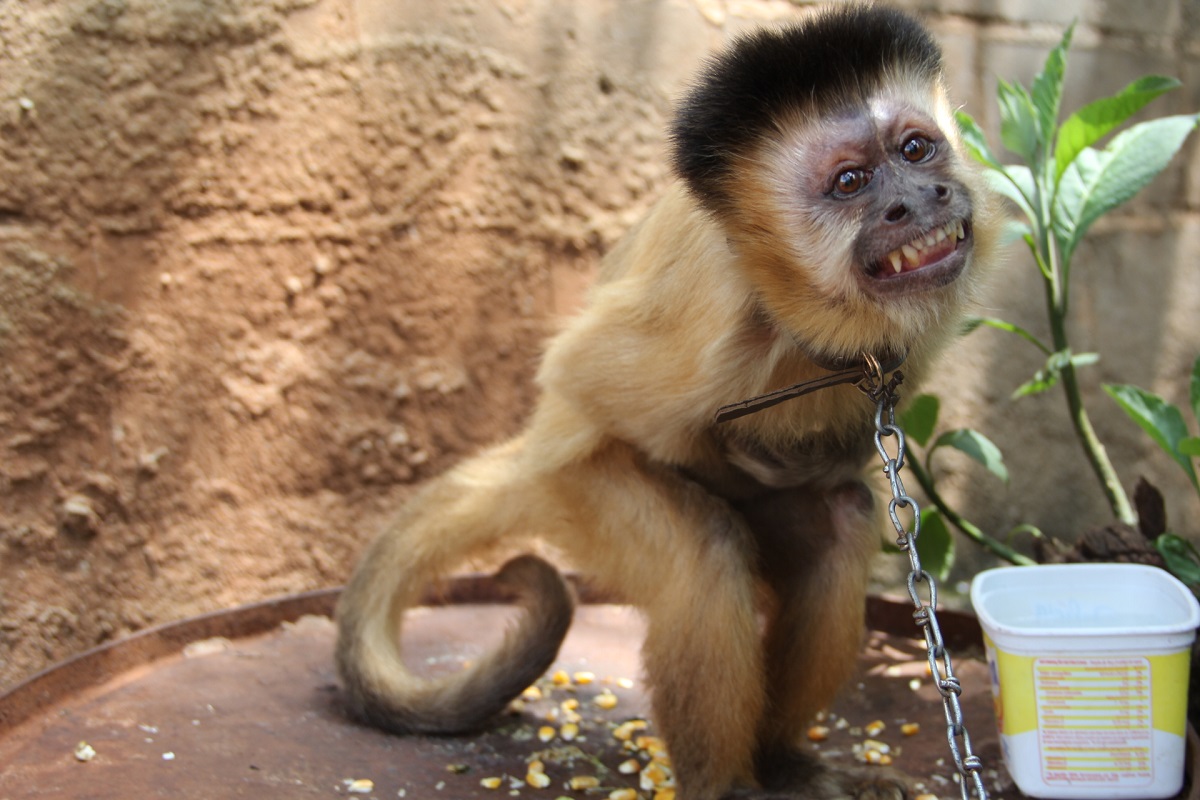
[969,316,1053,355]
[915,508,954,582]
[1055,75,1181,179]
[955,110,1005,171]
[1053,114,1200,264]
[1103,383,1200,490]
[980,165,1036,222]
[1013,350,1098,399]
[1179,436,1200,457]
[931,428,1009,483]
[1156,533,1200,588]
[898,394,940,448]
[997,78,1042,162]
[1191,354,1200,424]
[1031,22,1074,148]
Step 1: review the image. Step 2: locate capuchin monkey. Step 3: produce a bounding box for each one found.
[336,6,1000,799]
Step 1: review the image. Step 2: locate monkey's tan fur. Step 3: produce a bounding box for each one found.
[336,8,1002,799]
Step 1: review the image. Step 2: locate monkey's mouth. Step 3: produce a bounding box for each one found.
[878,219,967,275]
[868,219,969,293]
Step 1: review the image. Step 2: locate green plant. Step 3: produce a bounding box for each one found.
[905,25,1199,580]
[956,23,1198,524]
[1104,356,1200,582]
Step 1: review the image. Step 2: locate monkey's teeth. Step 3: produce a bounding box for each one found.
[880,219,967,277]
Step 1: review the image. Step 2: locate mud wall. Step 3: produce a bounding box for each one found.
[1,0,1199,689]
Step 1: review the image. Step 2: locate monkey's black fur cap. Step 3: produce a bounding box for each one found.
[671,5,943,214]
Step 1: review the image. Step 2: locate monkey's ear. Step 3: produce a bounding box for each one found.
[670,6,944,215]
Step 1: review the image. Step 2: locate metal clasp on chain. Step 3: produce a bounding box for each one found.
[866,366,989,800]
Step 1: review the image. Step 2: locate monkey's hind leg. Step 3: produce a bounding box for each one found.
[743,482,909,800]
[552,444,770,800]
[335,437,575,735]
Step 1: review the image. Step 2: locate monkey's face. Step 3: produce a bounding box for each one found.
[827,96,974,298]
[777,93,977,301]
[730,83,992,355]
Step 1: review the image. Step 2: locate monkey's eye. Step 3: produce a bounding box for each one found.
[901,135,935,163]
[833,168,870,195]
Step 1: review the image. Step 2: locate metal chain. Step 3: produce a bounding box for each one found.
[859,362,989,800]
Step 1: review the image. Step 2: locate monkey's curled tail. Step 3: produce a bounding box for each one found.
[335,445,575,734]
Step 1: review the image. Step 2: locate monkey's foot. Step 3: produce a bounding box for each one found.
[736,748,910,800]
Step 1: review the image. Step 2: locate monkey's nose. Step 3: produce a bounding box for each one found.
[926,183,952,203]
[884,202,908,223]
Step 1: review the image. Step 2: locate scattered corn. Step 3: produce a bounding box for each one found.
[640,762,673,791]
[900,722,921,736]
[573,671,596,685]
[612,719,649,741]
[561,698,580,712]
[806,725,830,742]
[526,759,551,788]
[609,790,638,800]
[347,779,375,794]
[568,775,600,790]
[560,722,580,741]
[654,790,677,800]
[522,685,544,701]
[617,678,635,689]
[864,720,886,737]
[618,758,641,774]
[551,670,572,686]
[480,777,504,789]
[594,689,619,710]
[74,741,97,762]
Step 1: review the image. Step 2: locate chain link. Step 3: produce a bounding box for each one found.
[862,365,989,800]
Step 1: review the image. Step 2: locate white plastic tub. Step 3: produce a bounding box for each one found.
[971,563,1200,799]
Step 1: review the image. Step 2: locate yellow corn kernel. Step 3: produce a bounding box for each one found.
[594,690,619,710]
[612,719,649,741]
[654,790,677,800]
[806,725,830,742]
[609,790,638,800]
[573,671,596,685]
[522,685,544,701]
[480,777,503,789]
[640,762,673,791]
[551,670,571,686]
[538,725,556,742]
[900,722,921,736]
[527,771,552,788]
[560,698,580,712]
[560,722,580,741]
[617,758,641,774]
[864,720,886,737]
[567,775,600,790]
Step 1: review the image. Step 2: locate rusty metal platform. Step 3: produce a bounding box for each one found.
[0,587,1192,799]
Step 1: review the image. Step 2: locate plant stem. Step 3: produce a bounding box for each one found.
[908,457,1037,566]
[1034,180,1136,525]
[1046,308,1137,525]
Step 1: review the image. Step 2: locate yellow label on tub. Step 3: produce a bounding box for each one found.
[986,634,1190,740]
